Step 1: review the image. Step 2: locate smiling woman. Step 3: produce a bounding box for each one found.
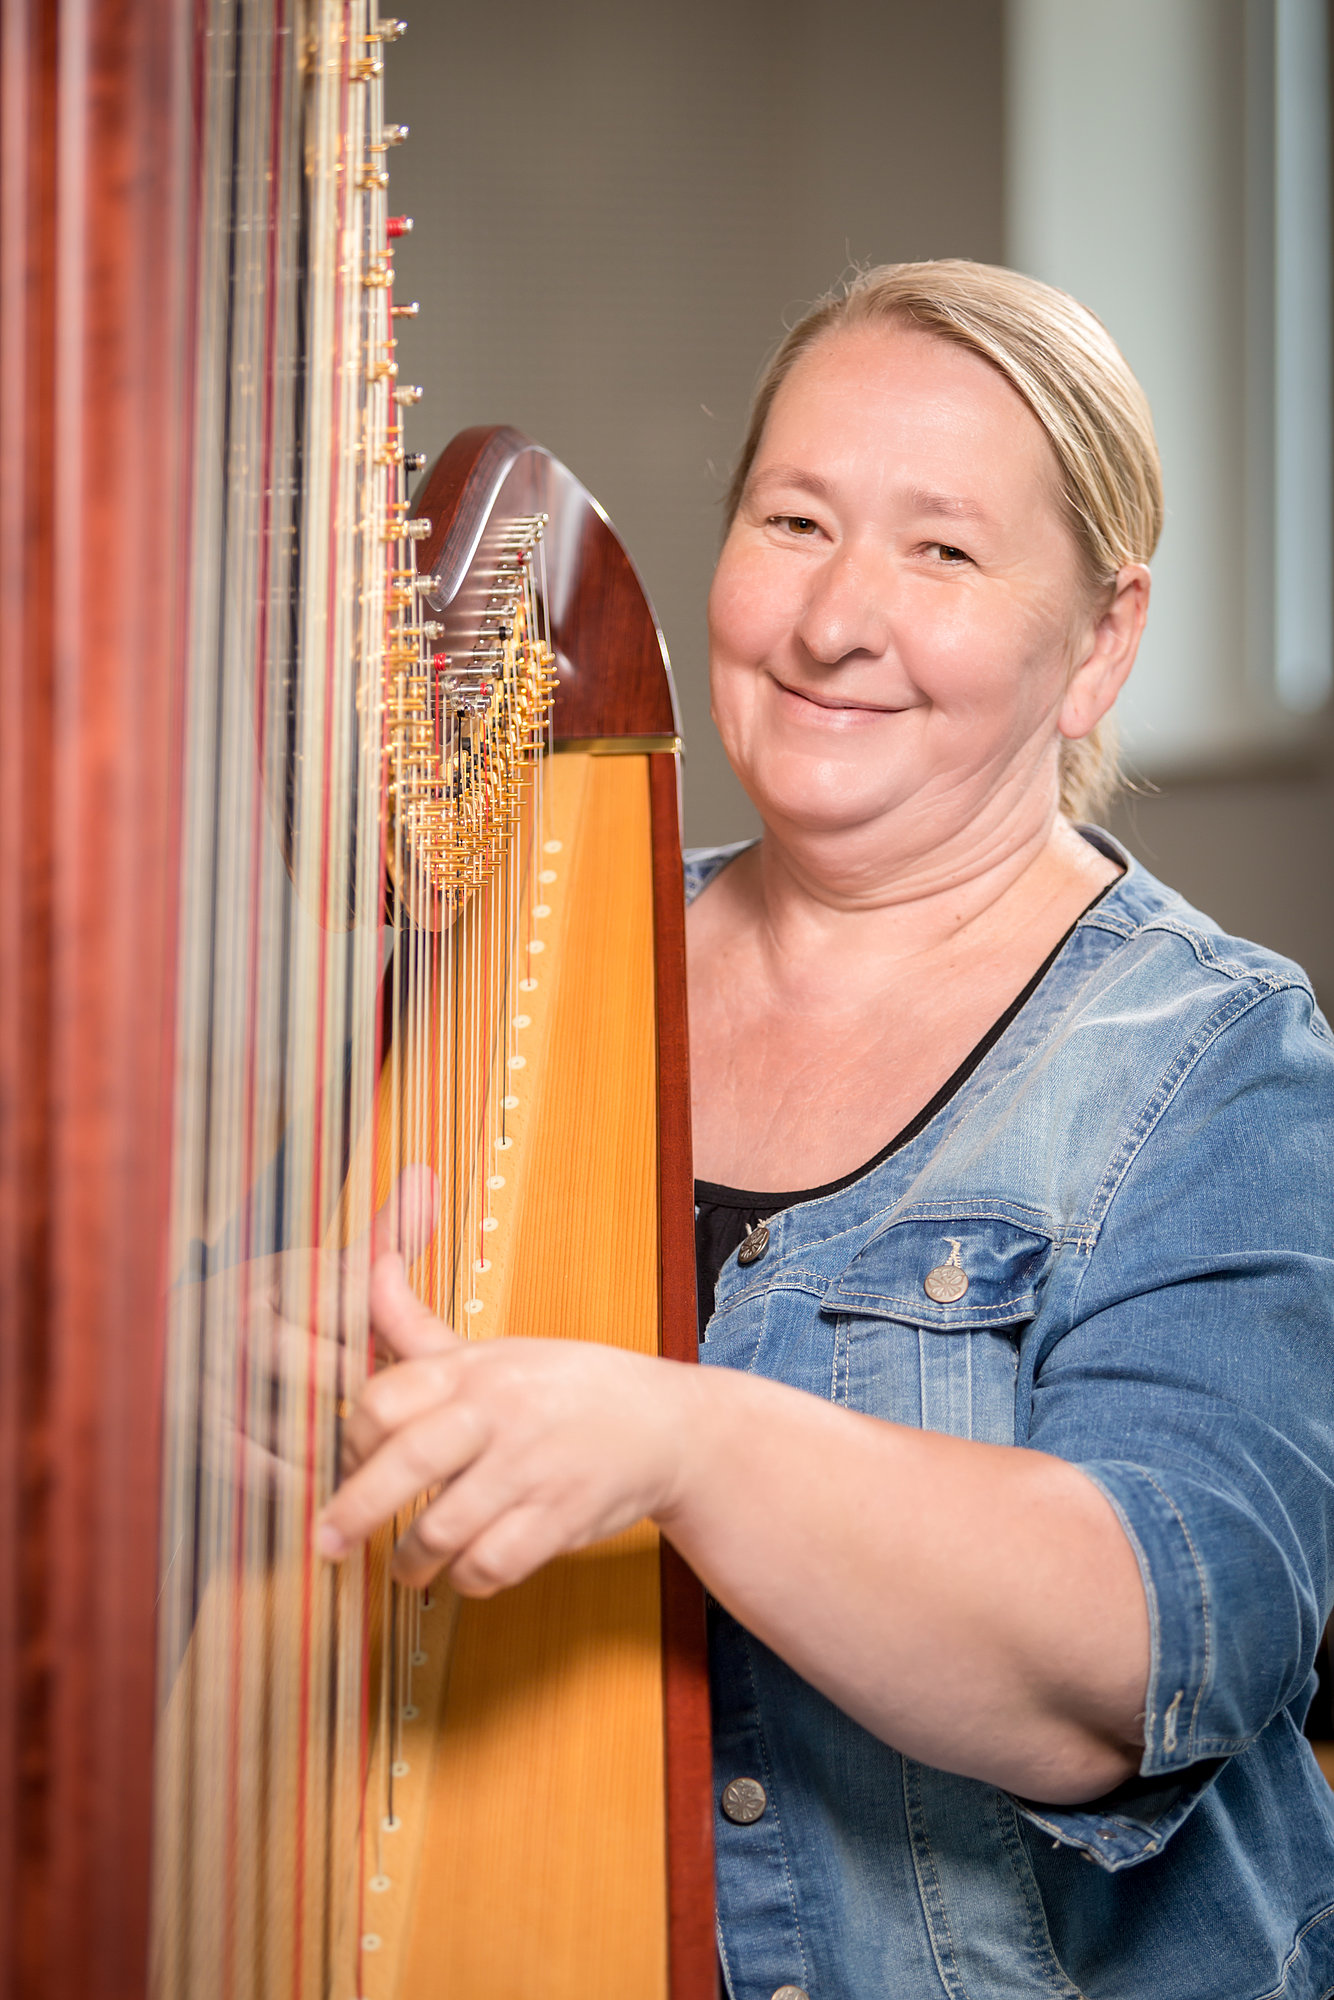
[323,262,1334,2000]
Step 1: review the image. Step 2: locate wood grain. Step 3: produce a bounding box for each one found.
[0,3,190,1996]
[395,754,669,1998]
[413,428,679,742]
[649,752,719,2000]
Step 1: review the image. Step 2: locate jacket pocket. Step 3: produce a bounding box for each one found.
[826,1203,1057,1332]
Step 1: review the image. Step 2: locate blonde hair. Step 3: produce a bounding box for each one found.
[724,260,1164,820]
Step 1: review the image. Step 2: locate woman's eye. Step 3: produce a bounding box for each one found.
[931,543,971,564]
[769,515,820,537]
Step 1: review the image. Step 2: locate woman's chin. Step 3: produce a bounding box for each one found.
[739,762,922,839]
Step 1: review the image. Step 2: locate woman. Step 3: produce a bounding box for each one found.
[318,263,1334,1999]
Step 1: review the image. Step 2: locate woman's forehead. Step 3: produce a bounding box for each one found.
[759,323,1059,503]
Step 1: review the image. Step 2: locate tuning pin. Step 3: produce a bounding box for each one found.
[387,215,413,240]
[393,384,423,405]
[383,124,409,145]
[404,451,426,473]
[391,301,420,319]
[368,17,407,39]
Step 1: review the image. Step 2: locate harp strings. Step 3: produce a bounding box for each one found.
[155,1,407,1994]
[364,484,556,1965]
[154,0,561,1984]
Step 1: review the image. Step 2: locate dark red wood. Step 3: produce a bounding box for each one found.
[0,2,190,1996]
[650,752,719,2000]
[414,426,679,740]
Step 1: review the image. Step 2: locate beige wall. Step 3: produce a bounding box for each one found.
[386,1,1332,1007]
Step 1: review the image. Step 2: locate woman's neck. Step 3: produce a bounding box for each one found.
[736,797,1117,994]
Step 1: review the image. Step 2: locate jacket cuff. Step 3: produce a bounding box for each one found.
[1010,1456,1252,1870]
[1079,1459,1256,1767]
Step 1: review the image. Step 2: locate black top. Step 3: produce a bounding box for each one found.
[694,888,1113,1335]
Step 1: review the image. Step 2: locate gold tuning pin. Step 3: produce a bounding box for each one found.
[350,56,383,80]
[391,301,420,318]
[368,18,407,40]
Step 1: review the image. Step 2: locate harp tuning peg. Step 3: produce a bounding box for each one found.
[391,301,420,319]
[404,451,427,473]
[383,124,409,145]
[387,215,413,240]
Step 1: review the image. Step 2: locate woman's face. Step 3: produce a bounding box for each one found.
[708,324,1118,846]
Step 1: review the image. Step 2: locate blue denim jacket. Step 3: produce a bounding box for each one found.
[686,834,1334,2000]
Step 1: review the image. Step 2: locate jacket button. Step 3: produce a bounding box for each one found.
[721,1775,767,1823]
[737,1222,770,1266]
[771,1987,810,1999]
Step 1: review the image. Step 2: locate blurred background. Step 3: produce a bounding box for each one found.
[387,0,1334,1004]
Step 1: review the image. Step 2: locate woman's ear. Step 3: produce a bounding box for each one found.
[1059,564,1151,741]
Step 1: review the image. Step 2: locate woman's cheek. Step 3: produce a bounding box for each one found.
[707,543,790,665]
[903,592,1041,723]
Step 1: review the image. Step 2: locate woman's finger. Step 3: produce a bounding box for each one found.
[369,1251,461,1361]
[263,1245,365,1342]
[268,1317,346,1397]
[390,1496,566,1595]
[368,1163,440,1266]
[339,1163,440,1280]
[317,1394,487,1558]
[443,1502,571,1598]
[339,1349,463,1471]
[383,1451,534,1586]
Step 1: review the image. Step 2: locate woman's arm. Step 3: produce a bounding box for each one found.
[318,1255,1148,1805]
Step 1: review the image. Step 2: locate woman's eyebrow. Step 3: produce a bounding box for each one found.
[902,487,993,526]
[747,465,834,501]
[749,469,996,528]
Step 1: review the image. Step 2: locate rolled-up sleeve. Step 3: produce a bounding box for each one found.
[1015,982,1334,1866]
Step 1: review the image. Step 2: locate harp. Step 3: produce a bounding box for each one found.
[0,3,715,1997]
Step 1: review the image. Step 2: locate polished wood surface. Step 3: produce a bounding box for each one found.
[0,3,189,1995]
[414,427,680,743]
[410,754,665,1997]
[650,753,718,2000]
[360,753,678,1997]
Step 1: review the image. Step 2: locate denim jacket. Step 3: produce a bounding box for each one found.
[686,833,1334,2000]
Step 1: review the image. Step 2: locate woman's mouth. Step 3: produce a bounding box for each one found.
[770,674,905,720]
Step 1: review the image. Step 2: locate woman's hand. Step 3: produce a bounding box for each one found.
[181,1167,438,1501]
[315,1253,695,1594]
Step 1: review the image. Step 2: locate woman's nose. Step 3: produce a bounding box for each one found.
[794,546,893,667]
